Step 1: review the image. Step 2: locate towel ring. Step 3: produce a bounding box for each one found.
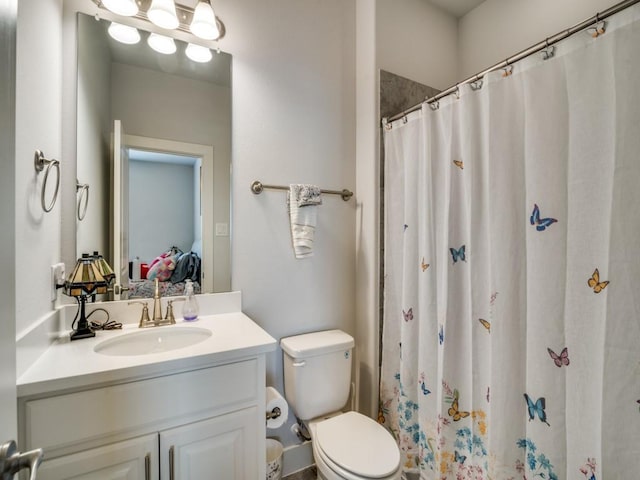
[76,181,89,221]
[34,150,60,213]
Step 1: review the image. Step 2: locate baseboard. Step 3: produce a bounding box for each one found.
[282,441,314,477]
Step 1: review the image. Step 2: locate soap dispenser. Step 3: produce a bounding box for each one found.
[182,279,199,321]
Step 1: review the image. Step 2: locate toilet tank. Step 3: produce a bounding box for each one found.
[281,330,355,421]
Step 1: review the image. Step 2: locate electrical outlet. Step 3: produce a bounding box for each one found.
[51,263,65,301]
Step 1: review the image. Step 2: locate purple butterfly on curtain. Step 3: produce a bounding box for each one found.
[530,203,557,231]
[547,347,570,367]
[403,308,413,322]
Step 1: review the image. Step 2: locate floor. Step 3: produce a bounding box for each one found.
[282,465,317,480]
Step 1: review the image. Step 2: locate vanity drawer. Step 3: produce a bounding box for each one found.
[23,359,258,454]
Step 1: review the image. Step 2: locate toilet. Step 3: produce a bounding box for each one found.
[281,330,401,480]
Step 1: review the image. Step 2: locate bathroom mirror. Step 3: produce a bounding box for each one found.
[75,12,231,298]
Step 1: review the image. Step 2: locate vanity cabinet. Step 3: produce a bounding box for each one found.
[18,357,265,480]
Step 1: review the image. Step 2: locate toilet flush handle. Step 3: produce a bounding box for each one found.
[292,360,306,367]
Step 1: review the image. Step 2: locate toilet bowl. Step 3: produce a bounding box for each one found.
[280,330,401,480]
[308,411,401,480]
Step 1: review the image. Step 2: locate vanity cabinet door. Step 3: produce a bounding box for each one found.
[159,407,259,480]
[35,434,158,480]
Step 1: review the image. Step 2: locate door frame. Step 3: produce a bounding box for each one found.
[122,135,214,293]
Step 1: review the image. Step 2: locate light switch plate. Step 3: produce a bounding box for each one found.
[215,223,229,236]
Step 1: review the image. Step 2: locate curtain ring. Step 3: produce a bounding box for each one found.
[76,181,90,221]
[34,150,60,213]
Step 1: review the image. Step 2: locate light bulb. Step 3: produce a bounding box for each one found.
[108,22,140,45]
[147,0,179,30]
[147,33,177,54]
[190,0,220,40]
[102,0,138,16]
[185,43,212,63]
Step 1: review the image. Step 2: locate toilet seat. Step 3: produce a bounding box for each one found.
[313,411,401,479]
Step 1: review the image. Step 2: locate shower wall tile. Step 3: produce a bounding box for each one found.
[380,70,439,120]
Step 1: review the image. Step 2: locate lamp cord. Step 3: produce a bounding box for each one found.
[71,297,123,331]
[87,307,123,330]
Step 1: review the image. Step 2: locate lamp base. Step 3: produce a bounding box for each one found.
[70,327,95,341]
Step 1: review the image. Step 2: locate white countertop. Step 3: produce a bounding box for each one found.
[17,312,277,397]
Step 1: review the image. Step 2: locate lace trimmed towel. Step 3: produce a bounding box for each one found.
[288,184,322,258]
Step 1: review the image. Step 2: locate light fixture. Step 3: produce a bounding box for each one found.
[147,33,177,54]
[185,43,212,63]
[108,22,141,44]
[190,0,220,40]
[63,254,110,341]
[147,0,179,30]
[102,0,138,16]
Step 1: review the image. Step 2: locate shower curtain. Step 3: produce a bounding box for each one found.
[380,6,640,480]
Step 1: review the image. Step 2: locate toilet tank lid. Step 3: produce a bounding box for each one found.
[281,330,354,359]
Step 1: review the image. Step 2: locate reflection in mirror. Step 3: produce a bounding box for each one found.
[75,12,231,299]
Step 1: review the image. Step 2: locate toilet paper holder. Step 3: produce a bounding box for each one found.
[266,407,282,421]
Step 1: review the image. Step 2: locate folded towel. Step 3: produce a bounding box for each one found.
[288,184,322,258]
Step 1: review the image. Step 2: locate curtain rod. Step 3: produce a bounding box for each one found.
[385,0,640,124]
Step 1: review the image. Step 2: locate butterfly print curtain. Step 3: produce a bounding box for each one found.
[380,5,640,479]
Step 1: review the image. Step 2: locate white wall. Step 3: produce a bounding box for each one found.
[129,160,195,263]
[218,0,357,444]
[377,0,458,90]
[458,0,617,78]
[15,0,63,337]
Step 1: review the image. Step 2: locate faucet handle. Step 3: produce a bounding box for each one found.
[165,298,185,324]
[128,301,152,328]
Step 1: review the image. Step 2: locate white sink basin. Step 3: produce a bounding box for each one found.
[94,327,212,356]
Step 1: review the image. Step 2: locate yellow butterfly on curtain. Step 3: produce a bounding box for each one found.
[421,257,429,272]
[448,390,470,421]
[588,268,609,293]
[453,160,464,170]
[478,318,491,333]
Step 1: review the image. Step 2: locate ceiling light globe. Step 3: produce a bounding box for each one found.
[147,33,177,54]
[102,0,138,16]
[147,0,179,30]
[190,1,220,40]
[108,22,141,45]
[185,43,212,63]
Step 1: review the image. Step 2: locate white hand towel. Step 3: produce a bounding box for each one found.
[288,184,322,258]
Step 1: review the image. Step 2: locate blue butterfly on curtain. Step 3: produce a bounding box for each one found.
[454,451,467,464]
[450,245,466,263]
[403,308,413,322]
[524,393,550,426]
[530,203,557,231]
[438,324,444,345]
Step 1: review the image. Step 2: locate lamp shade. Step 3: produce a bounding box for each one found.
[190,0,220,40]
[147,0,179,30]
[185,43,212,63]
[65,254,109,297]
[108,22,141,45]
[102,0,138,16]
[147,33,177,54]
[92,251,116,285]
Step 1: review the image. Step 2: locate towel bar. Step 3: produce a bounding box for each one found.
[251,180,353,201]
